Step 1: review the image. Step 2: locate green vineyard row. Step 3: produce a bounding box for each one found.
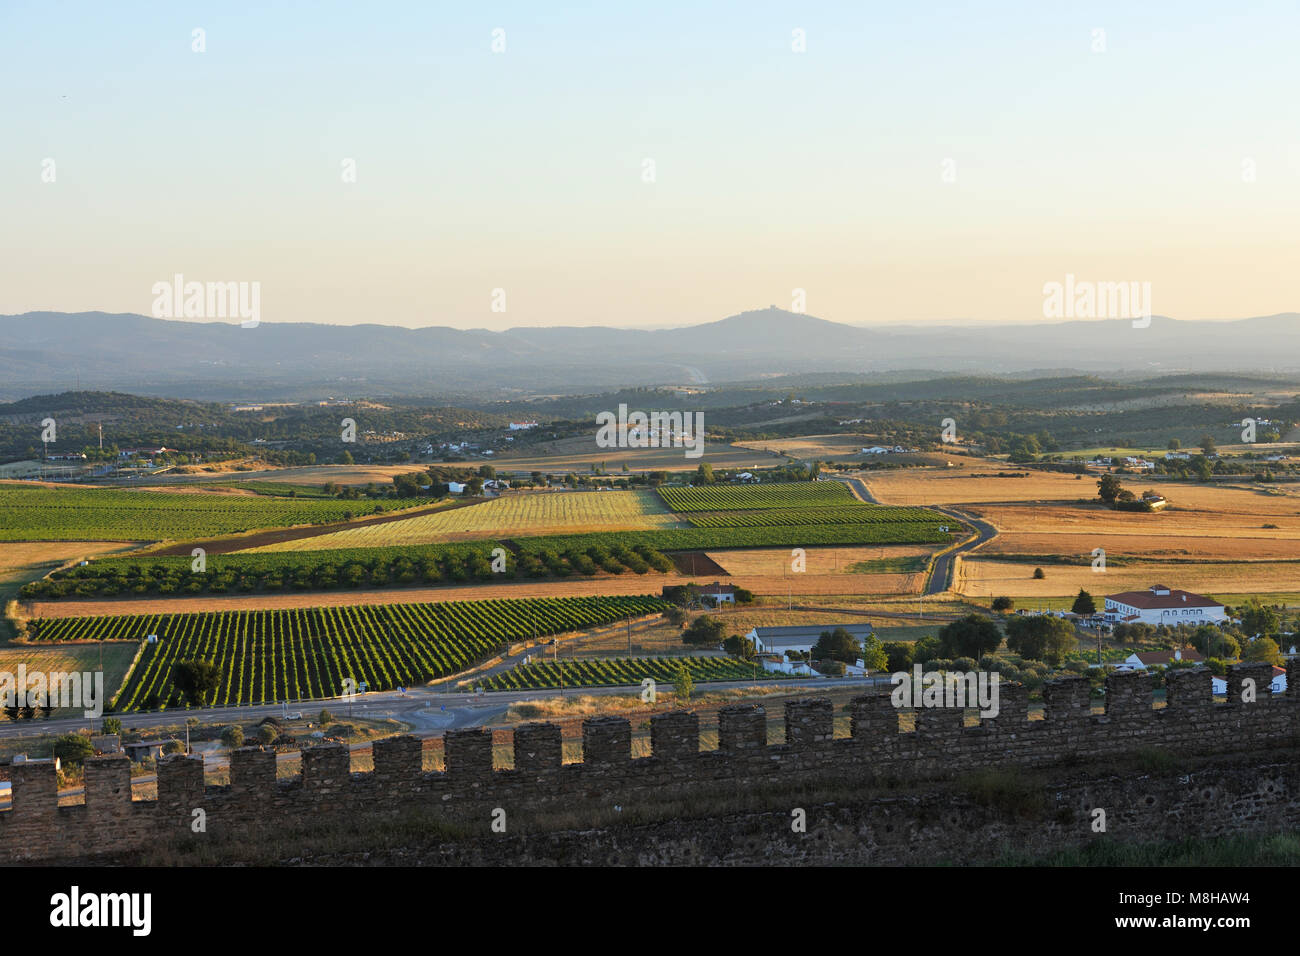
[0,485,427,541]
[23,541,675,601]
[481,655,777,691]
[29,595,668,712]
[656,481,856,512]
[684,505,940,528]
[514,522,953,554]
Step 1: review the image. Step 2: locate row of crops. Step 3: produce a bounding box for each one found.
[684,505,940,528]
[29,595,668,712]
[657,481,856,512]
[482,655,776,691]
[0,485,427,541]
[515,522,952,554]
[24,541,676,601]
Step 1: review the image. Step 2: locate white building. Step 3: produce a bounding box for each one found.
[1104,585,1227,626]
[760,658,815,676]
[699,582,737,605]
[744,623,874,657]
[1118,648,1205,670]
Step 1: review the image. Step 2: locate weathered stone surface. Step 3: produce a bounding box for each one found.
[1,676,1295,863]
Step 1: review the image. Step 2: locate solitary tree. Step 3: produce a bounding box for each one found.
[682,615,726,647]
[1097,474,1123,504]
[1199,435,1217,456]
[991,595,1014,613]
[1071,589,1097,615]
[171,660,221,707]
[673,663,694,703]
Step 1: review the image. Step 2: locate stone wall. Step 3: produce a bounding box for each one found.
[2,661,1297,863]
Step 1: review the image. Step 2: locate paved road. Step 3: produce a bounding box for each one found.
[832,475,879,503]
[832,474,999,596]
[0,673,882,743]
[925,508,998,595]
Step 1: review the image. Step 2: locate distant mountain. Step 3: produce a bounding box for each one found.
[1,308,1297,402]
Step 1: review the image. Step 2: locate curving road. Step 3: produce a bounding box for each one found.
[833,474,999,596]
[925,507,998,595]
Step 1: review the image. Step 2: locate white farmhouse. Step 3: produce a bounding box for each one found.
[1118,648,1204,670]
[1104,585,1226,626]
[744,623,874,657]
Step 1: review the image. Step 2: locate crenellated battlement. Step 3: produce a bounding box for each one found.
[3,661,1298,862]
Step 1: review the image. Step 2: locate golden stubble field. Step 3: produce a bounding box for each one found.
[956,558,1300,599]
[861,464,1300,597]
[861,464,1103,506]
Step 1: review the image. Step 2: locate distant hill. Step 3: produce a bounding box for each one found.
[2,307,1298,402]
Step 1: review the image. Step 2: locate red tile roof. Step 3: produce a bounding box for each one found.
[1132,649,1204,666]
[1107,587,1222,610]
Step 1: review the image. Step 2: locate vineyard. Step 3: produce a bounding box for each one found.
[23,540,675,601]
[684,505,939,528]
[657,482,856,512]
[0,485,427,542]
[514,522,952,554]
[247,489,682,551]
[28,595,668,711]
[482,655,777,691]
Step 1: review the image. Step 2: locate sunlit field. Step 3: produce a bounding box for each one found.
[244,489,685,551]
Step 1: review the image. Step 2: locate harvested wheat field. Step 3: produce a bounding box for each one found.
[982,532,1300,562]
[860,465,1094,506]
[0,542,133,580]
[968,498,1300,542]
[244,489,685,551]
[955,557,1300,598]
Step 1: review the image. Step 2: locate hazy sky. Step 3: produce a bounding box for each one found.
[3,2,1298,330]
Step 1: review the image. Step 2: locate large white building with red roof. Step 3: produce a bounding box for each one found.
[1104,584,1226,626]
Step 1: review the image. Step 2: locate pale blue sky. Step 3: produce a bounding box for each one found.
[2,1,1297,329]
